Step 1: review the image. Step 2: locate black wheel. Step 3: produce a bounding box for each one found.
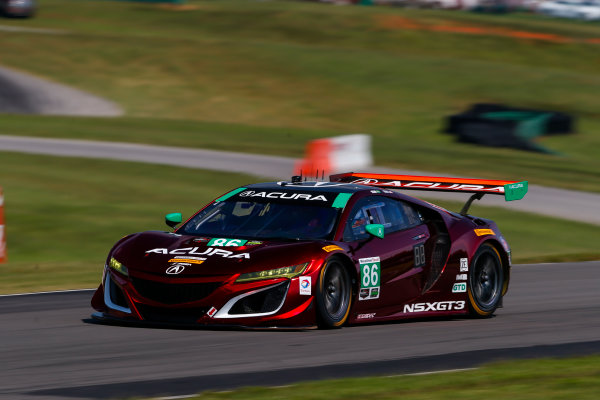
[316,259,352,328]
[468,243,504,318]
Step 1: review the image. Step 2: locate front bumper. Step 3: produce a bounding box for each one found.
[91,269,317,328]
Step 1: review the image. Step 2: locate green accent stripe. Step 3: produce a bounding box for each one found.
[215,187,247,202]
[504,181,528,201]
[332,193,353,209]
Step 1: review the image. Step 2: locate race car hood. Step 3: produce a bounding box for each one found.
[110,231,328,278]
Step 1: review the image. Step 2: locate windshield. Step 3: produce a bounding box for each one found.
[179,200,340,240]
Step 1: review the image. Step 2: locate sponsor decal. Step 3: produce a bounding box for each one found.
[322,245,343,253]
[359,257,380,301]
[357,313,376,319]
[403,301,466,313]
[146,247,250,259]
[208,238,248,247]
[166,264,186,274]
[239,190,328,202]
[193,237,211,243]
[246,241,263,246]
[452,283,467,293]
[299,276,311,295]
[168,257,205,265]
[456,274,467,281]
[207,307,218,318]
[460,258,469,272]
[412,233,427,241]
[171,256,204,260]
[370,190,381,193]
[474,228,495,236]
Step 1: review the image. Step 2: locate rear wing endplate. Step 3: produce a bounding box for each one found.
[330,172,528,215]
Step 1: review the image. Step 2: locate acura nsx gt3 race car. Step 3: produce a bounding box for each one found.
[91,173,528,328]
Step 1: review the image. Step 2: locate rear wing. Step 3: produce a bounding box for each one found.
[329,172,528,215]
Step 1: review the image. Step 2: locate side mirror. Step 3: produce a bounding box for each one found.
[165,212,182,229]
[365,224,385,239]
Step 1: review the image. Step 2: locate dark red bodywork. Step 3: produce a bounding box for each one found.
[92,181,512,328]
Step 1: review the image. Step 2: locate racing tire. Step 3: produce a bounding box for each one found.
[467,243,504,318]
[316,259,352,329]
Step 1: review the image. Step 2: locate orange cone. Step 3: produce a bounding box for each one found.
[294,134,372,179]
[294,138,333,178]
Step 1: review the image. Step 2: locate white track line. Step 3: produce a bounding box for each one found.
[386,367,477,377]
[0,25,67,35]
[0,288,95,297]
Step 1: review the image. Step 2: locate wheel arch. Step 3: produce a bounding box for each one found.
[326,253,359,297]
[315,253,355,328]
[479,238,510,296]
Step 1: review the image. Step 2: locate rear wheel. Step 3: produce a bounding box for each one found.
[468,243,504,317]
[316,259,352,328]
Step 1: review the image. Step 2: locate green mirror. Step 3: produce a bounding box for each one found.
[165,212,182,229]
[365,224,385,239]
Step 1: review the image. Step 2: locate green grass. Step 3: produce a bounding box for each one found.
[0,1,600,191]
[0,152,255,293]
[0,152,598,294]
[141,355,600,400]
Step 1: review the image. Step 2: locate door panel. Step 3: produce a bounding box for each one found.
[343,195,432,316]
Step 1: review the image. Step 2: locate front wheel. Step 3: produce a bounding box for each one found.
[316,259,352,328]
[468,243,504,318]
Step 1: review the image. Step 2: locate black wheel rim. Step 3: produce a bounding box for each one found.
[472,253,500,309]
[323,263,349,320]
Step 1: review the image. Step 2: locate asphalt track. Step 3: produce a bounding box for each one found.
[0,66,122,116]
[1,261,599,400]
[1,135,600,225]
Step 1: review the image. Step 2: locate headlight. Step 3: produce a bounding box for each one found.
[108,257,129,277]
[236,263,308,283]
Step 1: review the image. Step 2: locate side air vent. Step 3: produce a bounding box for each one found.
[423,234,450,293]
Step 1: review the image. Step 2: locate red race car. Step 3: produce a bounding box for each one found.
[91,173,528,328]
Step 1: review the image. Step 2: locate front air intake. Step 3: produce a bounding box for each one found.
[131,277,221,304]
[109,277,129,308]
[229,282,289,315]
[136,305,209,324]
